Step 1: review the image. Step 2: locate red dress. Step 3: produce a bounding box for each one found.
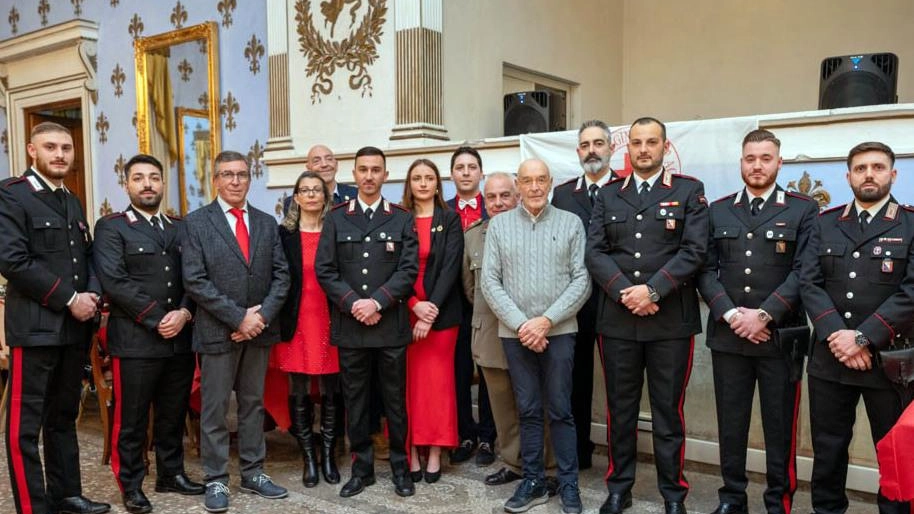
[271,231,338,375]
[406,216,459,447]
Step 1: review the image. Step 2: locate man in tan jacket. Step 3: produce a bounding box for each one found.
[462,172,556,490]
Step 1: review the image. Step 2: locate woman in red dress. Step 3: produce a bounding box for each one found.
[272,171,340,487]
[401,159,464,483]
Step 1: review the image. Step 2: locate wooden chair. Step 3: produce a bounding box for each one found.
[88,332,115,464]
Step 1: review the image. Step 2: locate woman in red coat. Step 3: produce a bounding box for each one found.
[401,159,464,483]
[272,171,340,487]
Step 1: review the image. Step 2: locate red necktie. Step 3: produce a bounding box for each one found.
[229,208,249,262]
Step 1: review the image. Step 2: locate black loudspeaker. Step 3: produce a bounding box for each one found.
[504,91,566,136]
[819,53,898,109]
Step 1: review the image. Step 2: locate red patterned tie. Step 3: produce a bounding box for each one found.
[229,207,249,262]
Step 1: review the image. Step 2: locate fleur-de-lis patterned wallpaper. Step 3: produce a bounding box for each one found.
[0,1,273,218]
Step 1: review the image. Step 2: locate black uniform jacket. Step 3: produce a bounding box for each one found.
[552,173,618,228]
[801,198,914,389]
[0,168,99,347]
[93,206,193,357]
[586,169,709,341]
[413,205,463,330]
[698,187,818,356]
[315,198,419,349]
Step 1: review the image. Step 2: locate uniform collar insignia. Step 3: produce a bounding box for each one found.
[733,190,744,205]
[25,175,44,192]
[346,199,357,214]
[840,203,853,220]
[775,190,785,205]
[621,174,632,190]
[661,168,672,188]
[125,210,139,224]
[886,202,899,220]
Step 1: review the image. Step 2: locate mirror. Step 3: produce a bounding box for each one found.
[134,21,220,215]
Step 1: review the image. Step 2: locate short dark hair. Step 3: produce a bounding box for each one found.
[742,129,781,149]
[30,121,71,140]
[450,146,482,172]
[847,141,895,169]
[213,150,249,169]
[630,117,667,141]
[124,153,164,179]
[355,146,386,165]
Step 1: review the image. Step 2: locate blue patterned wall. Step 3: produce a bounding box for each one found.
[0,0,278,218]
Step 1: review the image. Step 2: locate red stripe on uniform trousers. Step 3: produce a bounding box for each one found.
[782,381,802,514]
[9,347,34,514]
[110,357,125,493]
[676,338,695,490]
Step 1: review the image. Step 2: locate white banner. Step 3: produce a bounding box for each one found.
[520,116,758,201]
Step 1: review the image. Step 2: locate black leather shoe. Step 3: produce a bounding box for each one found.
[710,503,746,514]
[450,438,477,464]
[475,441,495,466]
[599,492,632,514]
[484,467,522,486]
[393,475,415,497]
[410,469,423,483]
[122,489,152,514]
[424,469,441,484]
[340,475,376,498]
[56,495,112,514]
[156,473,206,495]
[665,501,687,514]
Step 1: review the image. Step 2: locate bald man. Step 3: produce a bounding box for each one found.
[283,145,357,213]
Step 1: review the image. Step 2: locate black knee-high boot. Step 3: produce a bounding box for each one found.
[320,394,341,484]
[289,395,319,487]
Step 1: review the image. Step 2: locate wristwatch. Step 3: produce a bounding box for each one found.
[646,285,660,303]
[757,309,772,323]
[855,330,870,347]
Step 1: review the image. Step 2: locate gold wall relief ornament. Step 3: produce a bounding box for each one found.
[99,198,113,217]
[248,139,264,178]
[8,7,19,35]
[38,0,50,27]
[129,13,144,40]
[244,34,264,75]
[198,91,209,110]
[220,91,239,131]
[171,1,188,29]
[111,63,126,97]
[178,59,193,81]
[96,112,109,144]
[114,153,126,186]
[294,0,387,103]
[217,0,236,28]
[71,0,84,16]
[787,170,832,210]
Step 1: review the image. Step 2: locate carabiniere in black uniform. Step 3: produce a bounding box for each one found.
[801,198,914,514]
[0,168,100,514]
[93,205,202,500]
[697,186,818,514]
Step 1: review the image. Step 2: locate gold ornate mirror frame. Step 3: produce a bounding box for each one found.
[134,21,220,208]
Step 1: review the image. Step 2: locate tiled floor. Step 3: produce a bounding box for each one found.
[1,397,877,513]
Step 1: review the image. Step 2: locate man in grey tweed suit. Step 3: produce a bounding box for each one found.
[481,159,591,514]
[182,151,290,513]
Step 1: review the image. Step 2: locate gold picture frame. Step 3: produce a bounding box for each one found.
[175,107,212,215]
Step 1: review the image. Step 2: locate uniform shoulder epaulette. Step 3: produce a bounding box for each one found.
[901,204,914,213]
[166,214,183,221]
[556,177,578,188]
[820,204,845,215]
[331,202,349,211]
[712,192,738,204]
[102,212,127,220]
[389,202,408,212]
[672,173,700,181]
[465,218,484,232]
[2,176,28,188]
[785,191,813,202]
[608,176,626,184]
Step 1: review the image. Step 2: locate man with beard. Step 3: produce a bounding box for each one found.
[94,154,205,513]
[447,146,497,466]
[586,117,708,514]
[552,119,618,469]
[0,122,109,514]
[697,130,818,514]
[801,142,914,514]
[316,146,419,498]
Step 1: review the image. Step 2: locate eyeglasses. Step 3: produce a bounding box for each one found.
[217,170,251,182]
[295,187,324,196]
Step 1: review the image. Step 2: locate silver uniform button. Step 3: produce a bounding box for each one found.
[636,214,643,221]
[635,233,642,239]
[347,236,352,241]
[74,274,79,280]
[633,271,641,278]
[745,250,752,257]
[162,251,166,255]
[167,282,173,287]
[844,312,852,319]
[634,252,641,259]
[849,271,857,278]
[744,286,751,293]
[165,266,170,271]
[363,252,369,258]
[846,292,854,299]
[852,251,860,258]
[70,240,74,246]
[361,284,368,291]
[362,269,368,275]
[167,298,173,304]
[138,247,143,252]
[746,233,753,239]
[364,236,371,242]
[744,268,752,275]
[72,258,77,263]
[45,221,51,226]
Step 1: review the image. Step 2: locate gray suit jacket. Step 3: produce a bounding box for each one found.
[181,200,290,354]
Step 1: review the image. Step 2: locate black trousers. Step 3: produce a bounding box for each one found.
[808,375,910,514]
[5,344,85,514]
[571,294,598,462]
[712,351,800,513]
[110,353,195,492]
[600,336,694,502]
[339,346,408,478]
[454,308,496,444]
